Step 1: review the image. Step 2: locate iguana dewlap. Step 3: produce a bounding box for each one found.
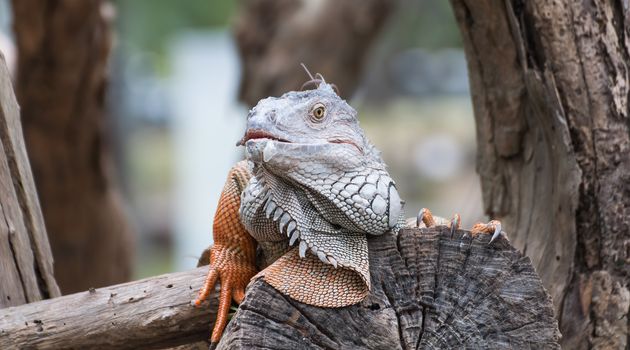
[194,77,505,344]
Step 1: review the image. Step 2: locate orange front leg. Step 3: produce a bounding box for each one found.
[193,161,257,345]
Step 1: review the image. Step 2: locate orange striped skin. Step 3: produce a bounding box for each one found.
[193,161,257,344]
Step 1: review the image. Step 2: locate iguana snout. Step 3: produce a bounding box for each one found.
[238,83,366,153]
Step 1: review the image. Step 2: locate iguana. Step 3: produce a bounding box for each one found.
[193,73,504,346]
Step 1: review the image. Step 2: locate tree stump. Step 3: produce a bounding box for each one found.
[219,227,560,349]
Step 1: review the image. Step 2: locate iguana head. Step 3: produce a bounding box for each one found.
[238,82,376,160]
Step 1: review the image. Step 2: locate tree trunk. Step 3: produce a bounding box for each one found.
[234,0,396,106]
[450,1,630,348]
[11,0,134,294]
[220,227,559,349]
[0,53,60,307]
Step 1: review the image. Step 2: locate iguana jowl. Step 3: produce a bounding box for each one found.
[193,76,505,344]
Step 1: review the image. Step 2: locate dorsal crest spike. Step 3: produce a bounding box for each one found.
[300,63,315,81]
[299,64,340,95]
[315,73,327,85]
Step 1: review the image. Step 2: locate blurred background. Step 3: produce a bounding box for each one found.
[0,0,483,289]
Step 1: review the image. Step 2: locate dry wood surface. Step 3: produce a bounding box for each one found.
[0,267,216,350]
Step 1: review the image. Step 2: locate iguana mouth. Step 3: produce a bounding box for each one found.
[237,129,290,146]
[239,130,362,154]
[329,138,362,153]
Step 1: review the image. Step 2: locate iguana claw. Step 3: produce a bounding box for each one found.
[450,213,461,236]
[490,221,502,243]
[471,220,507,243]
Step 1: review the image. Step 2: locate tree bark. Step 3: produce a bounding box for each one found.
[0,227,559,349]
[0,52,60,307]
[11,0,134,294]
[450,1,630,348]
[234,0,396,106]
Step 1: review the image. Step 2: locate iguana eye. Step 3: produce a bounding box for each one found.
[311,103,326,121]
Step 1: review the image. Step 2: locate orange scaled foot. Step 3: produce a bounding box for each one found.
[416,207,461,235]
[470,220,507,243]
[417,208,506,244]
[194,245,257,343]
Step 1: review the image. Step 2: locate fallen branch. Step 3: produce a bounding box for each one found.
[0,267,216,349]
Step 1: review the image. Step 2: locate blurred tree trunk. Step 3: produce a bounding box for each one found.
[11,0,133,294]
[450,1,629,349]
[234,0,396,106]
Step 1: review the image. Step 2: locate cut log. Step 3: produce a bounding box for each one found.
[0,51,60,308]
[0,227,559,349]
[220,227,560,349]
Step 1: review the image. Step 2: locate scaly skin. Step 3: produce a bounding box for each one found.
[193,161,257,343]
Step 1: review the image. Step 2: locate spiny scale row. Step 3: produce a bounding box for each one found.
[262,193,339,269]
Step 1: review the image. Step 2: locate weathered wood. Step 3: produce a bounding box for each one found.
[450,1,630,348]
[0,267,217,350]
[221,227,559,349]
[0,228,559,349]
[0,51,60,308]
[11,0,134,294]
